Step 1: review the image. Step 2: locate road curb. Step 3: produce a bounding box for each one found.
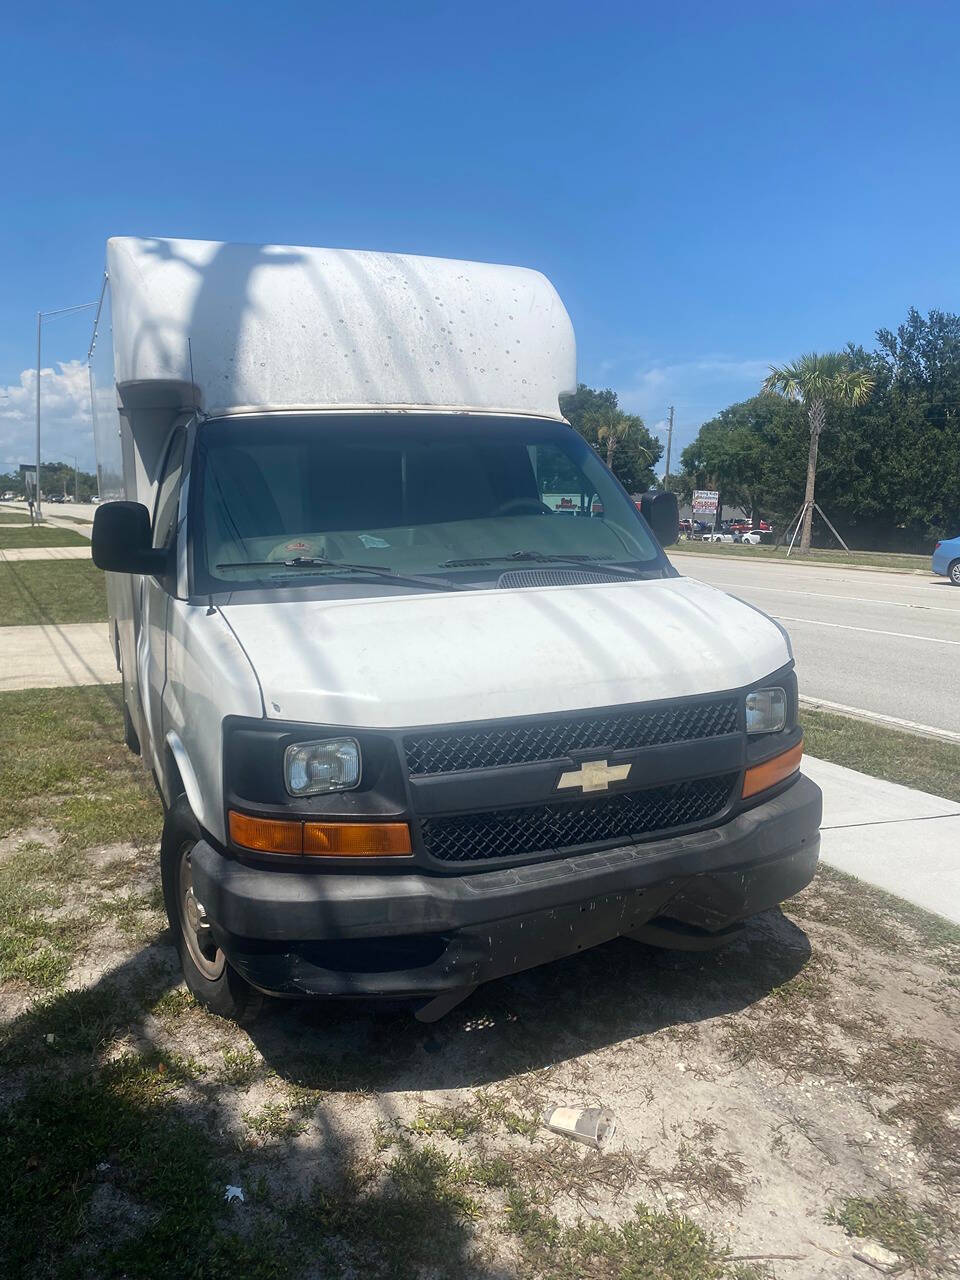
[800,695,960,745]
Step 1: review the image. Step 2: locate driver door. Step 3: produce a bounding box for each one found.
[136,427,186,777]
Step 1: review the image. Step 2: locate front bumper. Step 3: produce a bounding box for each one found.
[191,773,821,1000]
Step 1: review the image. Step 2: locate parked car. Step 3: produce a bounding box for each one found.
[932,535,960,585]
[705,532,736,543]
[91,235,820,1024]
[740,531,763,545]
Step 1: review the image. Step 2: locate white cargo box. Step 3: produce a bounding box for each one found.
[106,236,576,422]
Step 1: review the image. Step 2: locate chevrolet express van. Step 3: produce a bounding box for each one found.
[90,237,821,1021]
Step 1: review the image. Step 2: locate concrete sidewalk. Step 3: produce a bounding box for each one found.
[804,755,960,925]
[0,545,92,562]
[0,621,119,691]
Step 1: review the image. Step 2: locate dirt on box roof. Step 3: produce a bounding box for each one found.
[1,830,959,1279]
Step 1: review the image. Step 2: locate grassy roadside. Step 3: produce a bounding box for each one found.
[0,525,90,549]
[672,541,931,573]
[0,513,37,525]
[802,707,960,803]
[0,559,107,626]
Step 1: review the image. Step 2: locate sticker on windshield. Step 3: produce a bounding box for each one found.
[266,536,327,562]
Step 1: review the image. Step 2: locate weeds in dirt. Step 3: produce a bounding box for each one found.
[852,1037,960,1191]
[411,1101,485,1141]
[505,1189,746,1280]
[218,1046,265,1086]
[827,1192,939,1267]
[788,866,960,975]
[671,1122,747,1207]
[243,1100,308,1140]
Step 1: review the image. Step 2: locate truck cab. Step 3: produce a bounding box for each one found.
[90,237,820,1021]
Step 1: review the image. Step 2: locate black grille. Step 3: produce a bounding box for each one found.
[421,773,738,863]
[404,698,739,775]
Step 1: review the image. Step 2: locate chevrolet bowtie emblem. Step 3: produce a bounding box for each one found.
[557,760,632,794]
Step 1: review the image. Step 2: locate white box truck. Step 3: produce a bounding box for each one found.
[89,236,820,1021]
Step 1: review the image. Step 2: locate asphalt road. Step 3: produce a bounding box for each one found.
[675,551,960,734]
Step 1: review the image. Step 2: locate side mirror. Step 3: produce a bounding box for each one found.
[638,491,679,546]
[92,502,170,575]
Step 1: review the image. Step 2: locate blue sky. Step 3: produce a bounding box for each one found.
[3,0,959,473]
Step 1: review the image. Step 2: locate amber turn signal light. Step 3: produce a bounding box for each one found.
[303,821,412,857]
[741,740,803,799]
[228,811,304,853]
[227,812,413,857]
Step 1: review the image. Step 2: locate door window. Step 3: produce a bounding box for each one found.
[153,429,187,550]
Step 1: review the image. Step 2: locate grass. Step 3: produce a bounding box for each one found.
[243,1101,308,1140]
[672,540,931,573]
[801,707,960,803]
[0,685,159,848]
[0,525,89,549]
[0,558,107,626]
[0,840,87,987]
[0,512,37,525]
[0,1052,292,1280]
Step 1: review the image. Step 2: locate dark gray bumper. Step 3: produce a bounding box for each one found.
[191,773,821,998]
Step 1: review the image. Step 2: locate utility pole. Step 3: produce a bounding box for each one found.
[664,406,674,485]
[74,456,79,503]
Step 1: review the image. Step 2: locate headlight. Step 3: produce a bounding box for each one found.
[284,738,361,796]
[745,687,786,734]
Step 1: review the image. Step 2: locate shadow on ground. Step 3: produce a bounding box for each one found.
[244,908,810,1093]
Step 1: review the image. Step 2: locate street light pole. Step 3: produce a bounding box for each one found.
[34,300,98,522]
[35,312,41,519]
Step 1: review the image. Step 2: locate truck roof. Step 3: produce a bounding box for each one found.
[106,237,576,421]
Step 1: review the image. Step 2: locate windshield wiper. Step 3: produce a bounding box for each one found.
[439,551,654,580]
[215,556,470,593]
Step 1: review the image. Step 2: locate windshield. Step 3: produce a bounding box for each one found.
[191,414,665,594]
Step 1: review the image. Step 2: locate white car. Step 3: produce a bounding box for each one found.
[740,531,763,545]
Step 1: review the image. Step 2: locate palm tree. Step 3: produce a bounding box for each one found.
[586,405,650,472]
[763,353,874,553]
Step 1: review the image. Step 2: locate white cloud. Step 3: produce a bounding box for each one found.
[0,360,94,474]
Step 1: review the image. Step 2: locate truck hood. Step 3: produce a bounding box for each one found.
[219,575,791,728]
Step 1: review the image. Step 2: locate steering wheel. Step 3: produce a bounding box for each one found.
[492,497,553,517]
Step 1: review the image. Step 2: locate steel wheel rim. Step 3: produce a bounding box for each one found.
[951,563,960,585]
[178,843,226,980]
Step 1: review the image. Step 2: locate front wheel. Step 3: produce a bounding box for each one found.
[949,559,960,586]
[160,796,259,1021]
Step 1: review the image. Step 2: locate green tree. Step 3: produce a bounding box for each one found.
[680,394,806,527]
[560,384,662,493]
[762,353,874,552]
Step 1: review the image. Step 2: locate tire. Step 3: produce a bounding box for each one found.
[949,560,960,586]
[160,795,260,1022]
